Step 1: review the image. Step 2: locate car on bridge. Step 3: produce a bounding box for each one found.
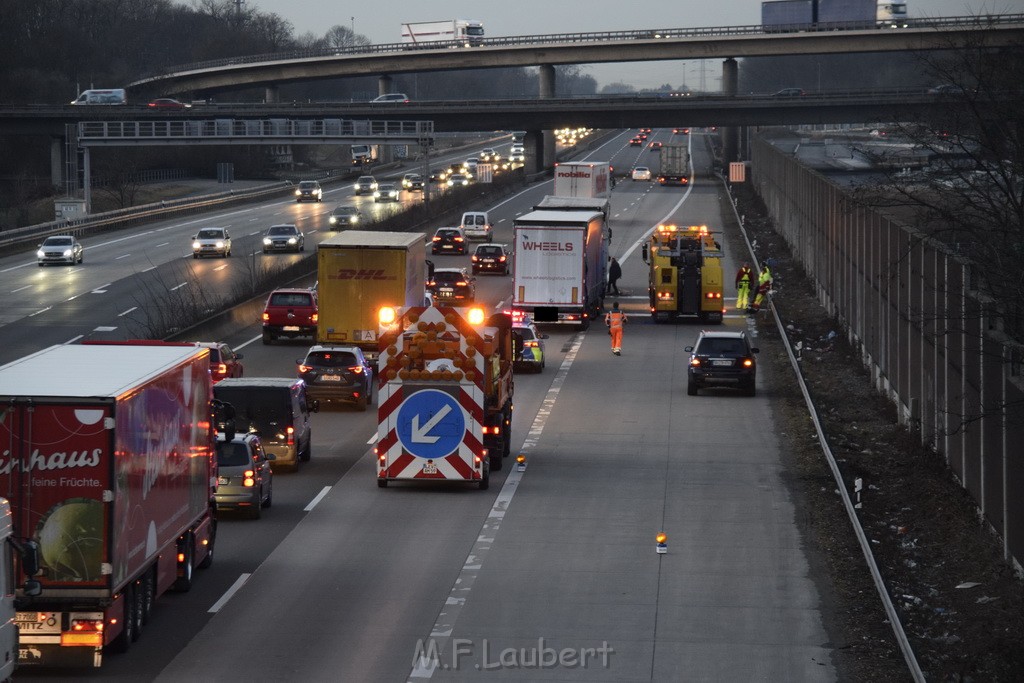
[147,98,190,109]
[773,88,806,97]
[371,93,410,103]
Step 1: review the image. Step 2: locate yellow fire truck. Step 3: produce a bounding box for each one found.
[642,224,724,323]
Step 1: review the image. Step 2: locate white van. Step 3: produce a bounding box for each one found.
[460,211,493,241]
[70,89,127,105]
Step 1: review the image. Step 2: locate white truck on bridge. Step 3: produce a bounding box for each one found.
[401,20,484,47]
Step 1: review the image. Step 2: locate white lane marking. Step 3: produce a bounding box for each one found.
[11,285,31,293]
[367,433,379,445]
[156,242,169,247]
[142,265,157,272]
[304,486,332,512]
[93,326,116,332]
[234,334,263,350]
[170,282,187,291]
[249,230,261,235]
[208,573,251,613]
[93,283,112,292]
[115,253,131,260]
[29,307,51,317]
[408,332,585,681]
[214,264,228,271]
[118,307,137,317]
[64,335,83,344]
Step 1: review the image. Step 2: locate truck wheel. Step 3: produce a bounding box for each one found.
[489,450,503,472]
[479,470,490,490]
[111,586,135,653]
[140,568,155,624]
[174,536,194,592]
[377,478,388,488]
[198,520,216,569]
[130,581,145,641]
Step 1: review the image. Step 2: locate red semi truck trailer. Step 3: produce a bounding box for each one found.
[0,344,217,668]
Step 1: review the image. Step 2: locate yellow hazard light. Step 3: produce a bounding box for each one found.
[516,454,526,464]
[516,454,526,471]
[379,306,397,325]
[656,533,668,554]
[467,307,486,325]
[656,533,667,544]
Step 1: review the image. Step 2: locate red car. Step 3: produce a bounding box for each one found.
[673,127,690,135]
[194,342,244,383]
[147,98,190,109]
[261,287,318,344]
[649,141,663,150]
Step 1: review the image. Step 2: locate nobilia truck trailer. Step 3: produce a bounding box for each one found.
[512,209,607,327]
[0,344,217,667]
[400,19,484,47]
[317,231,426,368]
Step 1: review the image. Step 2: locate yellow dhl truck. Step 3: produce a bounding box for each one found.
[642,224,724,323]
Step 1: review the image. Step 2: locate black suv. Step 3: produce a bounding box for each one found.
[431,227,467,255]
[685,330,759,396]
[296,345,374,411]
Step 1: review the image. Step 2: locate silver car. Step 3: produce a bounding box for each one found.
[192,227,232,258]
[215,432,274,519]
[262,224,305,253]
[37,235,83,266]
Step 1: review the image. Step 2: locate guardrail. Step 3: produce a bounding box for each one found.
[131,13,1024,82]
[0,181,294,253]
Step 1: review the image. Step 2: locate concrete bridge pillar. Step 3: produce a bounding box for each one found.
[51,136,64,190]
[524,131,544,175]
[538,64,556,172]
[722,58,740,167]
[378,75,393,97]
[264,86,279,104]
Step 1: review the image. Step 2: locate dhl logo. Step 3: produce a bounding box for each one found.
[330,269,397,280]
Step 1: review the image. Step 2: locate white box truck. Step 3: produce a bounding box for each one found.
[512,209,607,328]
[552,161,611,199]
[401,19,484,47]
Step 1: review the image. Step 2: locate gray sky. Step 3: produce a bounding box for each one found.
[248,0,1018,90]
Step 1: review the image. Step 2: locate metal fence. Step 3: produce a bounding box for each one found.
[751,136,1024,569]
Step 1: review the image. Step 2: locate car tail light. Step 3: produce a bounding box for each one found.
[524,340,539,348]
[349,365,363,374]
[690,358,701,367]
[499,256,507,262]
[457,281,467,287]
[432,236,441,241]
[454,236,464,242]
[243,470,256,487]
[471,255,479,262]
[426,280,435,287]
[262,312,270,322]
[742,359,754,367]
[311,313,319,324]
[286,426,294,445]
[298,364,312,373]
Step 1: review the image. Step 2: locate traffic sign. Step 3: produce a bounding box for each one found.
[395,389,465,459]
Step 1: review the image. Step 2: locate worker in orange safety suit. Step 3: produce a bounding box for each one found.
[605,301,627,355]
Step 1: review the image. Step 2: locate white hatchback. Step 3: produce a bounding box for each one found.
[632,166,652,181]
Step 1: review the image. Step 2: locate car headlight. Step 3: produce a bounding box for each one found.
[329,216,338,224]
[374,191,381,197]
[295,189,301,196]
[36,250,45,258]
[215,241,224,248]
[287,237,297,244]
[192,241,201,249]
[350,216,359,223]
[263,237,272,245]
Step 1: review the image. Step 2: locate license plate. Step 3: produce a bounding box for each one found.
[712,360,732,366]
[15,613,38,623]
[482,259,495,263]
[440,288,454,293]
[442,245,453,249]
[422,462,438,474]
[282,326,300,332]
[217,476,229,485]
[321,374,341,382]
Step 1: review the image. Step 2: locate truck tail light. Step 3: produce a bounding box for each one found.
[71,618,104,632]
[286,426,295,445]
[483,425,500,435]
[216,363,228,375]
[705,292,721,299]
[657,292,674,300]
[311,313,319,324]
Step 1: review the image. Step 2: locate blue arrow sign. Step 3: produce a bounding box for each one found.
[396,389,466,459]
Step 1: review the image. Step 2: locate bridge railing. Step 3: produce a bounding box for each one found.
[131,14,1024,84]
[76,119,433,143]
